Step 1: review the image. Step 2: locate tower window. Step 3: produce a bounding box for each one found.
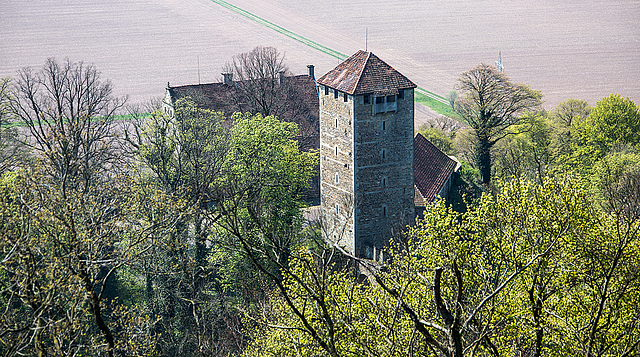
[324,86,329,95]
[335,173,339,184]
[343,93,348,102]
[382,121,386,130]
[381,149,386,160]
[397,89,404,99]
[364,94,370,104]
[382,177,387,187]
[335,146,338,156]
[335,117,338,128]
[374,95,397,114]
[334,89,339,99]
[382,205,388,217]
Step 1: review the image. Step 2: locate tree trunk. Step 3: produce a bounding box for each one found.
[476,135,492,184]
[81,272,115,357]
[528,276,544,357]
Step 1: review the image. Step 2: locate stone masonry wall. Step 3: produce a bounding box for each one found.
[320,86,355,252]
[353,89,415,258]
[320,86,415,258]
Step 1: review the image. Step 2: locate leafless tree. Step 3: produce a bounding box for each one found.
[454,63,542,184]
[223,46,318,150]
[11,58,126,189]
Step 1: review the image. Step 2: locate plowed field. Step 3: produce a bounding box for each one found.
[1,0,638,108]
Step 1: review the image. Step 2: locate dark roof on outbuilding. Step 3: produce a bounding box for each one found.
[167,75,318,118]
[168,82,236,115]
[317,50,416,96]
[414,133,458,204]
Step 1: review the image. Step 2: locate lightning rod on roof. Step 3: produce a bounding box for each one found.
[365,28,368,52]
[495,51,504,72]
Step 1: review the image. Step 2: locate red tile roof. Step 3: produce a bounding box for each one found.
[317,50,416,96]
[414,133,458,204]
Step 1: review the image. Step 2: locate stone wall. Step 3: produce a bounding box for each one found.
[353,89,415,258]
[320,86,355,252]
[320,85,415,258]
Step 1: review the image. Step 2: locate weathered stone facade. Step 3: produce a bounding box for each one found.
[320,87,356,252]
[318,51,415,259]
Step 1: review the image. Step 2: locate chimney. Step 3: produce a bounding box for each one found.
[307,65,315,78]
[278,71,286,86]
[222,72,233,85]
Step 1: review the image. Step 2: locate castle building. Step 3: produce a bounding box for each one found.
[162,52,460,259]
[317,50,417,259]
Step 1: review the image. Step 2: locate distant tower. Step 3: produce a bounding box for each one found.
[495,51,504,72]
[316,51,416,259]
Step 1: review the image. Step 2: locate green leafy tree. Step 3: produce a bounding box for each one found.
[214,111,318,280]
[417,124,456,155]
[569,94,640,170]
[492,112,553,182]
[245,176,640,357]
[454,64,542,184]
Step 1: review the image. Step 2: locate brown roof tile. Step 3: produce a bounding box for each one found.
[414,133,458,204]
[317,50,416,96]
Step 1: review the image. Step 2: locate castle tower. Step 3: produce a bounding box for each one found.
[317,51,416,259]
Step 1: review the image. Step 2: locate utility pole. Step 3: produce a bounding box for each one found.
[495,51,504,72]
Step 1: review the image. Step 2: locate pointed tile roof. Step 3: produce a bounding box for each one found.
[414,133,458,204]
[317,50,416,96]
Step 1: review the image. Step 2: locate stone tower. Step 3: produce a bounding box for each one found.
[317,50,416,259]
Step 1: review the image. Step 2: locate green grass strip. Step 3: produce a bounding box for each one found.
[209,0,347,61]
[209,0,458,117]
[414,92,458,118]
[415,86,448,104]
[1,113,149,128]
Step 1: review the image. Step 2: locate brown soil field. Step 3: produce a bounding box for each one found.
[1,0,638,109]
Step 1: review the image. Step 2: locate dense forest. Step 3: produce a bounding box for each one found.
[0,57,639,356]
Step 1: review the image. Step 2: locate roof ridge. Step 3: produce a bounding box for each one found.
[353,51,371,95]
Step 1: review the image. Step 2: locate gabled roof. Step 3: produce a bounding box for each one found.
[414,133,458,204]
[167,75,318,118]
[168,82,236,115]
[317,50,416,96]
